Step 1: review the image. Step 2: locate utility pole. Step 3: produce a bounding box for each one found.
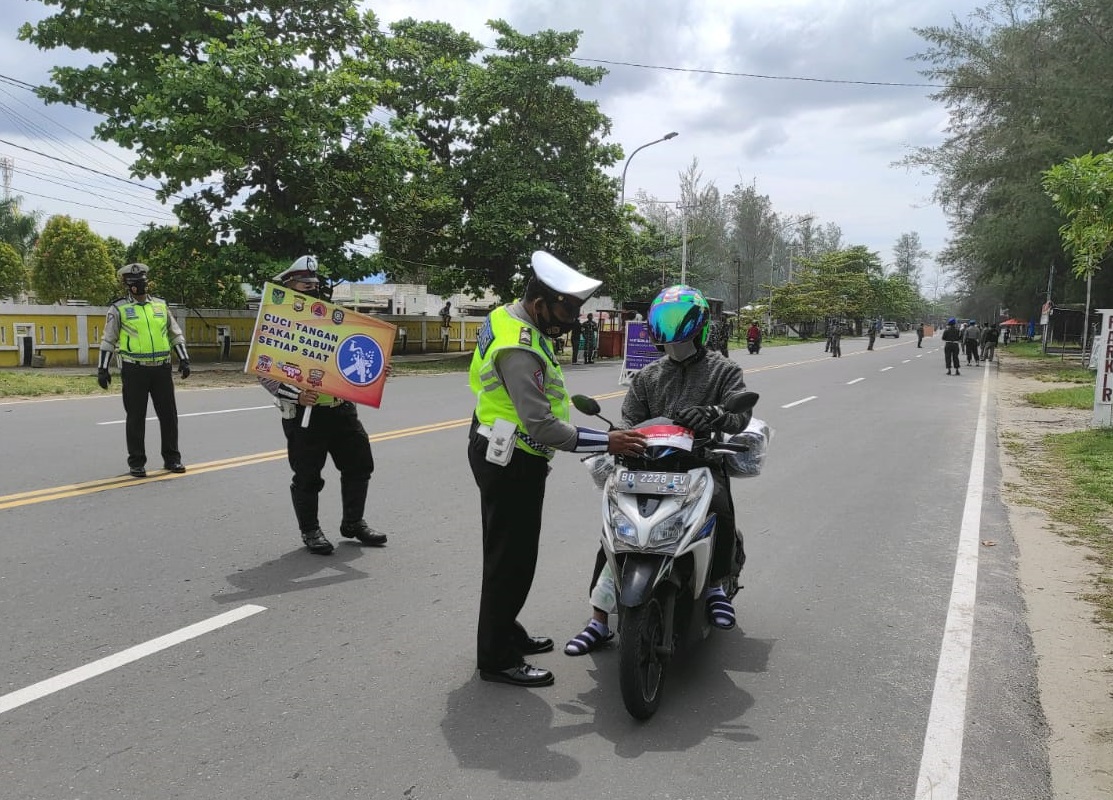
[0,156,12,201]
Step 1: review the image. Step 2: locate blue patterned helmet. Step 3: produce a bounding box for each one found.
[648,285,711,345]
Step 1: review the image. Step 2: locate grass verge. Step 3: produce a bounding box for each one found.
[1005,349,1112,629]
[0,371,107,398]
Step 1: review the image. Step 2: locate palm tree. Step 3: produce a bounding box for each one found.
[0,197,41,262]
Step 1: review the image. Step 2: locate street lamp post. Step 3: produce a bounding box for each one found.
[617,132,678,310]
[619,131,678,209]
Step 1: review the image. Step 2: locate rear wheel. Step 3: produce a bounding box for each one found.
[619,597,669,720]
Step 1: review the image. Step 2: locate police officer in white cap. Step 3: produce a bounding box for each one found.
[259,256,388,555]
[467,250,647,687]
[98,262,190,478]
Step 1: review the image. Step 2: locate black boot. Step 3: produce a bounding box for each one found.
[340,478,388,546]
[291,485,332,554]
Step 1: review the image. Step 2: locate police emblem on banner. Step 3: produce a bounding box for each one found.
[270,287,286,304]
[332,308,345,325]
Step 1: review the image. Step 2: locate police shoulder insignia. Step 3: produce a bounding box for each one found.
[476,319,495,358]
[533,368,545,391]
[519,327,533,346]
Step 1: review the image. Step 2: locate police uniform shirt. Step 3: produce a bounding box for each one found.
[99,296,186,361]
[490,301,579,451]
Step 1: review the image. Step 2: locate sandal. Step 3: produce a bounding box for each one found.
[563,622,614,656]
[706,594,736,630]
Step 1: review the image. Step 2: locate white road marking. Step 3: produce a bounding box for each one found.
[0,604,266,715]
[903,359,911,363]
[98,405,273,425]
[781,396,817,408]
[880,366,893,372]
[846,378,865,385]
[914,364,990,800]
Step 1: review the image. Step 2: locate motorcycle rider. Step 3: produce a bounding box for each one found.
[746,321,762,354]
[564,284,752,656]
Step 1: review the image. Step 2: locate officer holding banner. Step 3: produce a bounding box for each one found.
[259,256,389,555]
[467,251,646,687]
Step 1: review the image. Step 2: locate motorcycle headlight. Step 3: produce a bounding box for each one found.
[611,511,638,546]
[649,511,685,546]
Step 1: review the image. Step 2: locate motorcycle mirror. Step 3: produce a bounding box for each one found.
[572,394,601,416]
[724,391,759,414]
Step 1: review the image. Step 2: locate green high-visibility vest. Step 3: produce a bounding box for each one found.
[115,298,173,364]
[469,306,569,459]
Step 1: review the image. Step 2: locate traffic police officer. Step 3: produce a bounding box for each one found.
[98,262,190,478]
[467,251,646,687]
[259,256,388,555]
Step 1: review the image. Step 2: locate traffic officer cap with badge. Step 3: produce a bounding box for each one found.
[527,250,601,339]
[118,262,150,294]
[274,255,329,299]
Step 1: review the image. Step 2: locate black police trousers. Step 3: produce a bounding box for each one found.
[945,342,961,370]
[282,402,374,532]
[468,427,549,672]
[121,361,179,470]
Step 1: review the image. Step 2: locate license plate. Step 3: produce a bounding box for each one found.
[615,470,690,495]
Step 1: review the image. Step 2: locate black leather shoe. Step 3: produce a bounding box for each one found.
[129,467,146,478]
[479,663,554,687]
[301,528,334,555]
[164,462,186,474]
[339,520,387,546]
[517,636,554,655]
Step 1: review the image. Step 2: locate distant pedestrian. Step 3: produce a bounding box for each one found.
[581,313,598,364]
[1003,327,1011,346]
[867,322,877,351]
[942,318,962,375]
[569,315,582,363]
[916,322,924,348]
[440,301,452,353]
[830,323,842,358]
[963,320,981,366]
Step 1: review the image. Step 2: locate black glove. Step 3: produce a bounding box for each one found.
[97,368,111,389]
[674,406,720,436]
[179,359,191,379]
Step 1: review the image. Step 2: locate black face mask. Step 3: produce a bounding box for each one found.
[127,279,148,295]
[538,300,575,338]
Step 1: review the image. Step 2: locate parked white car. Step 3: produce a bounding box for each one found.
[880,321,900,338]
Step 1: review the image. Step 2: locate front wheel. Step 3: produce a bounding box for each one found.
[619,597,669,720]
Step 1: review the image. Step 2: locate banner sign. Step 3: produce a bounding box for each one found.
[1093,309,1113,428]
[619,321,660,385]
[245,282,396,408]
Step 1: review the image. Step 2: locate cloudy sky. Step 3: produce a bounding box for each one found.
[1,0,984,292]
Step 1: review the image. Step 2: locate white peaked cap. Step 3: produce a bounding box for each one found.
[273,255,319,283]
[530,250,602,302]
[117,262,149,280]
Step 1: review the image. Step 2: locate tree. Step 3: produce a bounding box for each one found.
[891,231,929,287]
[375,19,630,300]
[31,215,118,304]
[0,242,28,299]
[127,225,246,308]
[0,197,39,262]
[1042,150,1113,279]
[21,0,426,284]
[905,0,1113,318]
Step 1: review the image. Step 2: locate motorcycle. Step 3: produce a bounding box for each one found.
[573,391,767,720]
[747,335,761,354]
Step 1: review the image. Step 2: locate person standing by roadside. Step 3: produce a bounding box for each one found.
[259,256,389,555]
[467,251,646,687]
[581,312,598,364]
[867,319,878,350]
[916,322,925,348]
[942,318,962,375]
[439,301,452,353]
[97,263,190,478]
[569,314,582,364]
[981,322,999,362]
[963,320,982,366]
[830,321,843,358]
